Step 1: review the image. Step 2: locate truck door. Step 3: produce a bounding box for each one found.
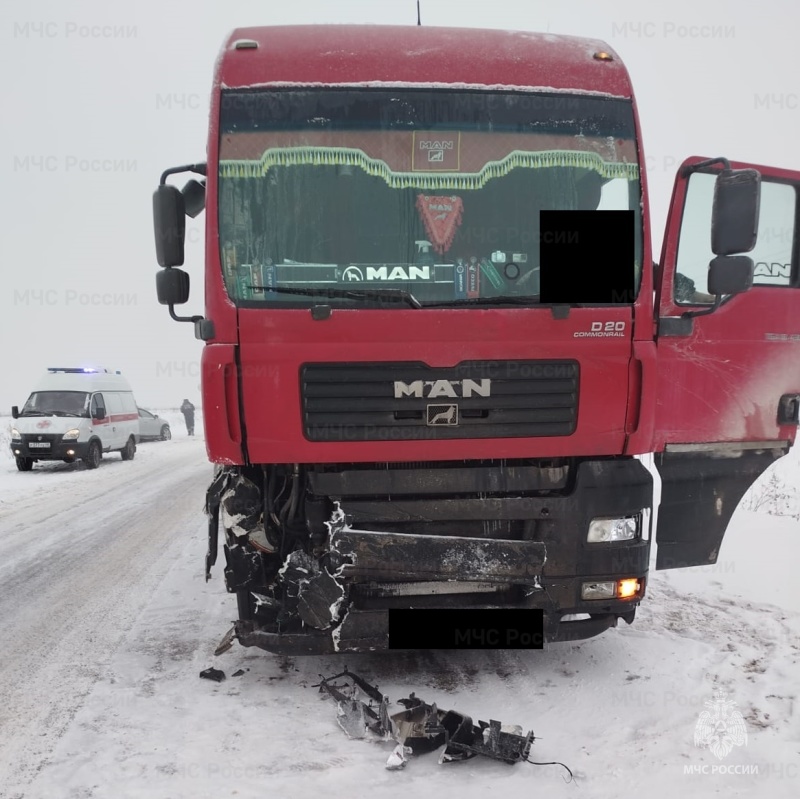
[654,156,800,569]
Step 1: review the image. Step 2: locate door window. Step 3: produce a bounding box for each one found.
[91,394,106,418]
[105,393,123,416]
[674,173,796,304]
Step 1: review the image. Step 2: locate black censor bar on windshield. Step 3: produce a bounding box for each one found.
[539,210,635,304]
[388,609,544,649]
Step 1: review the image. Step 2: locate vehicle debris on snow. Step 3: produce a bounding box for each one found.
[315,668,572,778]
[199,667,226,682]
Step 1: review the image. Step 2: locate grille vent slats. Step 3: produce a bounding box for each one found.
[302,360,579,441]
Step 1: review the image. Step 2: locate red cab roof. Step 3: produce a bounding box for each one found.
[217,25,633,98]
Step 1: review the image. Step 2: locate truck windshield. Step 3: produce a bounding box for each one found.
[20,391,90,417]
[218,89,641,307]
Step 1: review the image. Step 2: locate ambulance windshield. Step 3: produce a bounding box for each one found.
[20,392,90,417]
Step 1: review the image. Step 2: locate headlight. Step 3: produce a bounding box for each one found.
[11,427,21,440]
[581,581,616,600]
[62,429,81,440]
[587,516,638,543]
[581,578,644,601]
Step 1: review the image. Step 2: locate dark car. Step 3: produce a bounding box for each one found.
[137,408,171,441]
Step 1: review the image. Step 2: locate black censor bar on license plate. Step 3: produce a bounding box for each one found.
[388,609,544,650]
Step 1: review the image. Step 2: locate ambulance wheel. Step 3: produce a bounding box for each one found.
[121,436,136,461]
[15,456,33,472]
[85,441,102,470]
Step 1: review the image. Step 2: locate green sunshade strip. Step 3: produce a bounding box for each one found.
[219,146,639,189]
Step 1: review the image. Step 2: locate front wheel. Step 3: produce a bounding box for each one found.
[84,441,102,470]
[120,436,136,461]
[15,456,33,472]
[160,425,171,441]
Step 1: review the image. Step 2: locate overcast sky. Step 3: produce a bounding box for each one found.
[1,0,798,411]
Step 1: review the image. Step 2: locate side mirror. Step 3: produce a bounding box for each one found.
[182,179,206,219]
[11,406,19,419]
[157,267,190,305]
[708,255,754,296]
[153,184,186,267]
[711,169,761,255]
[92,406,104,420]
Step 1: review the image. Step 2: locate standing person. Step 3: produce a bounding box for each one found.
[180,399,195,436]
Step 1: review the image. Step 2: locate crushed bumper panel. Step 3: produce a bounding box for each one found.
[330,528,546,584]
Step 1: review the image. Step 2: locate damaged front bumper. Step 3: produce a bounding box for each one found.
[210,459,650,655]
[234,601,626,655]
[236,524,550,654]
[230,522,637,654]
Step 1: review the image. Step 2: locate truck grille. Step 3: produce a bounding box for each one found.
[301,360,578,441]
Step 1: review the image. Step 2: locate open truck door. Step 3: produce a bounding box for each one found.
[654,156,800,569]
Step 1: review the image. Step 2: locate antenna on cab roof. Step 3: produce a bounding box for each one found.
[417,0,421,25]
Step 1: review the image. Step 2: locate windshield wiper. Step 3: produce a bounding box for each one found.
[249,285,422,309]
[426,295,540,308]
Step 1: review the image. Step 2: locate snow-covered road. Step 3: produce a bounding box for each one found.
[0,415,798,798]
[0,415,211,797]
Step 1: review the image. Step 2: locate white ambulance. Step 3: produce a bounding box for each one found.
[10,367,140,471]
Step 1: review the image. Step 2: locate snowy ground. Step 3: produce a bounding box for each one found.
[0,415,797,798]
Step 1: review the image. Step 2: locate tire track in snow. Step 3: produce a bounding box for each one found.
[643,577,800,733]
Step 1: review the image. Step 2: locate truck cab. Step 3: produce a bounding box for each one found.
[152,25,800,654]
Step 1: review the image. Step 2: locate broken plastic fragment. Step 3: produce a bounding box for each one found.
[336,699,372,739]
[214,625,236,656]
[220,476,263,538]
[325,502,347,536]
[247,525,277,553]
[297,569,345,630]
[386,744,412,770]
[199,667,226,682]
[315,669,393,740]
[278,549,317,582]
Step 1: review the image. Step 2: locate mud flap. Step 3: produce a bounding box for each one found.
[654,448,785,569]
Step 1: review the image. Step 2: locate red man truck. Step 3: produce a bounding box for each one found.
[152,25,800,655]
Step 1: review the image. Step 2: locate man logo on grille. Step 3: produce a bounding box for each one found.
[427,404,458,426]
